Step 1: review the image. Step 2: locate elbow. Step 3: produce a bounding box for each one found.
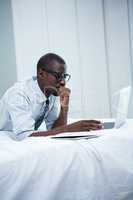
[10,130,33,141]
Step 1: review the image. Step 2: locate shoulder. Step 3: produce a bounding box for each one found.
[50,95,60,112]
[50,95,60,105]
[2,78,34,103]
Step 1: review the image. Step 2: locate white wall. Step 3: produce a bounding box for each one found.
[11,0,133,118]
[0,0,17,97]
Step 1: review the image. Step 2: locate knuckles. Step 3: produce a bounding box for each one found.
[59,88,71,97]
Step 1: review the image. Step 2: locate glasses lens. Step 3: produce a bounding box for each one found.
[44,69,71,82]
[64,74,70,82]
[59,74,71,82]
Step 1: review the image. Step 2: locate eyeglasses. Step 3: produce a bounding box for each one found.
[43,69,71,82]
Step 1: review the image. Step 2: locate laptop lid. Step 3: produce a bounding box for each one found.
[103,86,131,129]
[114,86,131,128]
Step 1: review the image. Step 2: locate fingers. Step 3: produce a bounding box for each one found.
[59,87,71,108]
[88,123,103,130]
[83,120,102,124]
[59,87,71,96]
[81,120,103,131]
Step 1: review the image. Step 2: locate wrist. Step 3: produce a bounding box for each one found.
[61,105,69,112]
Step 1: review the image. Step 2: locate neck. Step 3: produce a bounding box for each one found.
[37,79,49,98]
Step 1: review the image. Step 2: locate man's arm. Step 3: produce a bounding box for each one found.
[48,87,70,128]
[52,87,70,128]
[30,120,103,137]
[31,87,70,137]
[52,106,68,128]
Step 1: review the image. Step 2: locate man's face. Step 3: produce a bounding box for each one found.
[39,60,67,96]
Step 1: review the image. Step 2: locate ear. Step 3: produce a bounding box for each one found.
[37,69,46,79]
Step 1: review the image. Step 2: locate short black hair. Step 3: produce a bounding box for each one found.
[37,53,66,71]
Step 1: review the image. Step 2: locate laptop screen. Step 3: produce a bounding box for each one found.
[114,86,131,128]
[103,86,131,129]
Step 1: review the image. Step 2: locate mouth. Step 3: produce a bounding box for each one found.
[56,86,60,90]
[44,86,59,96]
[43,85,64,96]
[55,87,61,96]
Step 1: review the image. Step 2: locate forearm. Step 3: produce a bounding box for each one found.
[30,124,67,137]
[30,106,69,137]
[30,122,79,137]
[30,119,103,137]
[52,106,68,128]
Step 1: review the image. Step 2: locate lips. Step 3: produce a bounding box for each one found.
[56,86,61,91]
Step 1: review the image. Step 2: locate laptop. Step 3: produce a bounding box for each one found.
[51,86,131,140]
[103,86,131,129]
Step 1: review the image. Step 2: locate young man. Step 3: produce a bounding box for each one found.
[0,53,102,140]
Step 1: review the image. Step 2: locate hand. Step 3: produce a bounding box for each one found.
[59,87,71,108]
[68,120,103,132]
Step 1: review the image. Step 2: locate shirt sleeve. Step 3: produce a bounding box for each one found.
[6,89,35,140]
[45,97,60,130]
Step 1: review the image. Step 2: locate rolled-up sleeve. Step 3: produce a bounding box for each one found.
[6,90,35,140]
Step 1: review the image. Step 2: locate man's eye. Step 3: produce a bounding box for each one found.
[57,74,61,79]
[57,73,63,78]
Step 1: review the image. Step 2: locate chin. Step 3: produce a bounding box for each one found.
[52,89,59,96]
[46,88,59,96]
[52,92,58,96]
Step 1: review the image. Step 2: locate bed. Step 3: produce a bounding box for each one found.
[0,120,133,200]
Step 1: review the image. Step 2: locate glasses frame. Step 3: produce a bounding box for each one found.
[43,68,71,82]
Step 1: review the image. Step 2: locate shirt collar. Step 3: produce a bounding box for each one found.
[32,76,47,103]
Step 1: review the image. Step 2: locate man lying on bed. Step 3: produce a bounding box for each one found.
[0,53,102,140]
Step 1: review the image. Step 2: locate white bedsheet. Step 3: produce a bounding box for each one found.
[0,120,133,200]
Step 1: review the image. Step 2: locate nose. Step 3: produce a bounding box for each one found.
[59,79,65,86]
